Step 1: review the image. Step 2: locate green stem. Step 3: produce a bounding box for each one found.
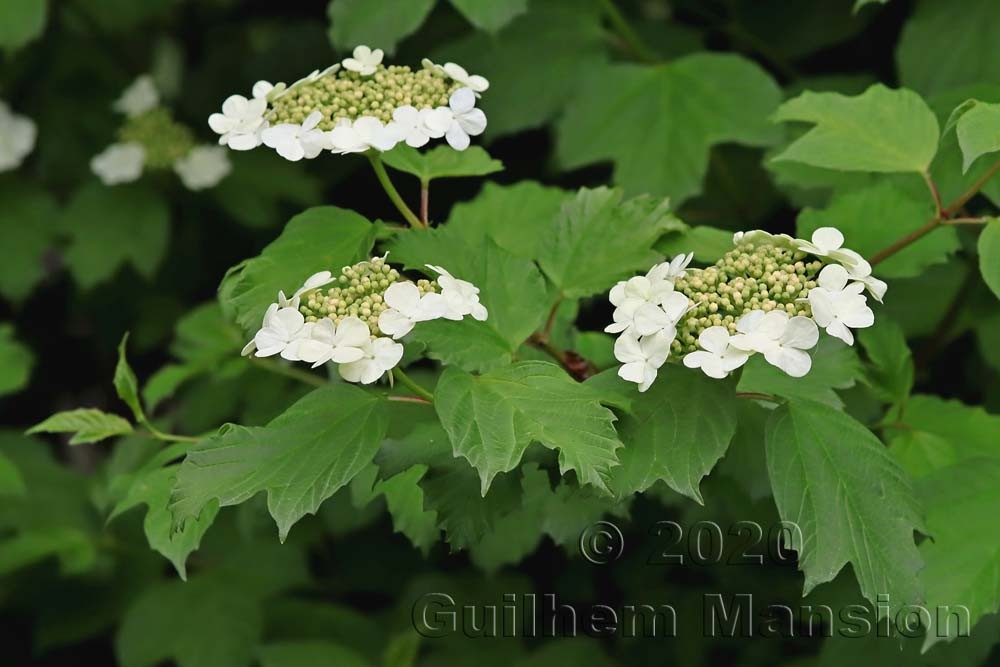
[392,367,435,403]
[598,0,658,63]
[366,152,425,229]
[250,357,326,387]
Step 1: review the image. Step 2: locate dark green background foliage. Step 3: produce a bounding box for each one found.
[2,0,1000,665]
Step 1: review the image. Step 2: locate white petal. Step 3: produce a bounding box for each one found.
[457,108,487,136]
[781,316,819,350]
[698,326,732,355]
[811,227,844,252]
[632,303,673,337]
[329,345,366,364]
[817,263,850,291]
[736,309,766,334]
[764,347,813,378]
[450,88,476,114]
[684,351,727,379]
[336,316,373,347]
[338,359,370,384]
[618,361,647,386]
[378,309,415,339]
[372,338,404,371]
[445,124,470,151]
[614,332,644,364]
[272,307,305,336]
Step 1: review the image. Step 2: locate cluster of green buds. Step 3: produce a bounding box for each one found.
[297,256,439,337]
[117,108,195,169]
[269,65,460,129]
[671,242,824,355]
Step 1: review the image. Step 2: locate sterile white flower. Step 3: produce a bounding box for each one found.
[250,306,306,359]
[329,116,398,154]
[730,310,819,377]
[113,75,159,117]
[425,88,486,151]
[289,316,370,368]
[605,259,693,335]
[425,264,488,321]
[262,110,332,161]
[682,326,752,379]
[441,62,489,94]
[632,292,691,337]
[378,282,447,339]
[208,94,268,150]
[91,142,145,185]
[173,145,232,190]
[0,101,36,172]
[807,264,875,345]
[614,330,673,392]
[386,105,444,148]
[793,227,870,274]
[339,336,404,384]
[342,46,384,76]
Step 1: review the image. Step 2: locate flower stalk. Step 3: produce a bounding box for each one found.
[367,152,425,229]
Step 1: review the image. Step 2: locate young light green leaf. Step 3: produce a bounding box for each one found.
[326,0,434,54]
[557,54,782,203]
[171,385,387,541]
[27,409,134,445]
[388,229,552,371]
[0,0,46,52]
[772,84,939,173]
[918,457,1000,650]
[897,0,1000,97]
[956,102,1000,172]
[858,318,913,405]
[219,206,376,334]
[63,183,169,290]
[109,466,219,580]
[382,632,421,667]
[0,324,32,398]
[607,367,738,503]
[449,0,527,31]
[978,221,1000,300]
[765,398,925,616]
[114,333,145,423]
[258,641,369,667]
[434,361,623,494]
[537,187,684,298]
[797,182,957,278]
[445,181,568,260]
[382,145,503,184]
[432,0,608,137]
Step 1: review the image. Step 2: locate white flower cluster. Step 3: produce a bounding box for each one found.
[241,255,488,386]
[91,76,231,190]
[208,46,488,160]
[604,254,693,391]
[609,227,885,392]
[0,100,37,172]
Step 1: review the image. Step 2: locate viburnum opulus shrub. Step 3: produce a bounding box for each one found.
[5,0,1000,664]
